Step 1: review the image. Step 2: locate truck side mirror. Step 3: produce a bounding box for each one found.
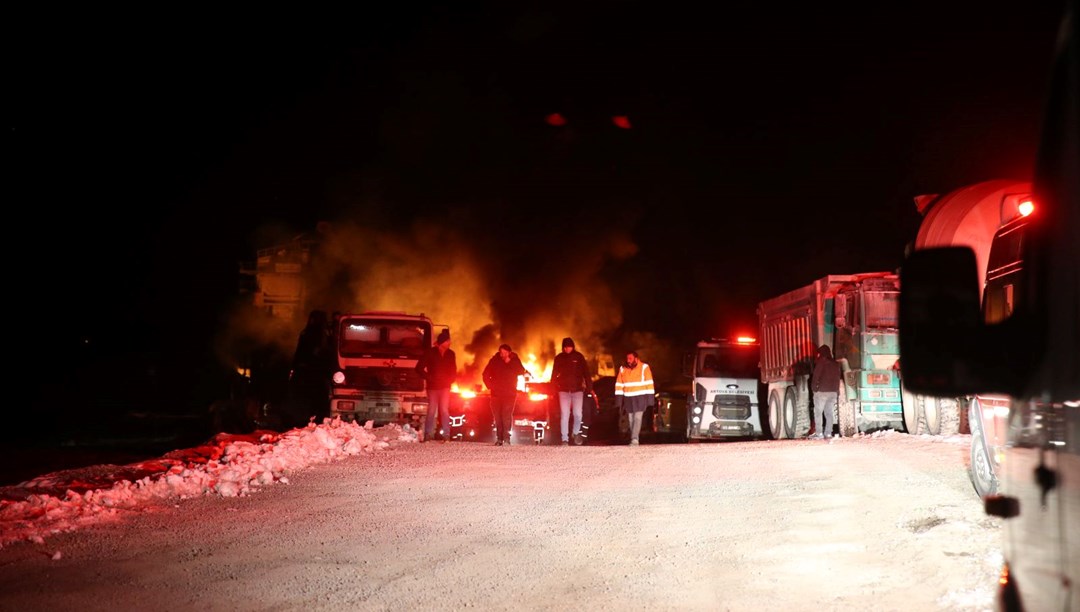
[899,247,984,396]
[899,247,1026,397]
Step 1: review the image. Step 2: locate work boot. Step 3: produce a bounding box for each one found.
[573,433,584,446]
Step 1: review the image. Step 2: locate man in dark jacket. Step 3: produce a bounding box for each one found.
[551,337,593,446]
[810,344,841,439]
[482,344,531,446]
[286,310,334,427]
[416,328,457,442]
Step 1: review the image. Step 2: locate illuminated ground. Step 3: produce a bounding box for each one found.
[0,431,1000,610]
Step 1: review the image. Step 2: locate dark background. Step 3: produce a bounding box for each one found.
[9,3,1064,459]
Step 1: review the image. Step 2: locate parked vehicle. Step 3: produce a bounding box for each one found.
[899,2,1078,608]
[757,273,905,439]
[970,211,1032,498]
[328,311,439,428]
[448,380,603,445]
[910,178,1036,496]
[681,337,766,440]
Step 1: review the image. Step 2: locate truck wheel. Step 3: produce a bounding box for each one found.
[768,389,785,439]
[838,390,856,437]
[923,396,942,435]
[969,401,999,497]
[783,387,798,439]
[901,386,920,434]
[670,404,689,443]
[936,398,961,435]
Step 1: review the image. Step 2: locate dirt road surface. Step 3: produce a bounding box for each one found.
[0,433,1000,611]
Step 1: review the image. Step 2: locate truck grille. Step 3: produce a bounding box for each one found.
[712,394,752,419]
[343,367,424,391]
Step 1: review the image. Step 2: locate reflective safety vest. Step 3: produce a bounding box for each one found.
[615,363,655,398]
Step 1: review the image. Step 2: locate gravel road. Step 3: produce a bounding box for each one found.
[0,433,1001,611]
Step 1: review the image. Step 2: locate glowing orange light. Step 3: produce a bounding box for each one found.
[546,113,567,126]
[1018,198,1034,217]
[451,382,477,398]
[735,336,757,344]
[612,115,631,129]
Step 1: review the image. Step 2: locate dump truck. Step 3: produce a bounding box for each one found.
[757,273,904,439]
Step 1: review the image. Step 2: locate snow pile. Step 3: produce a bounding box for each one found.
[0,419,418,548]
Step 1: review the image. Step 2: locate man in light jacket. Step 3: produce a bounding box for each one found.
[615,350,655,446]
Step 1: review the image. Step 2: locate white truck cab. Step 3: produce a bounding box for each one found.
[683,337,766,440]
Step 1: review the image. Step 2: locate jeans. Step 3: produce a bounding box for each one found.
[813,391,837,437]
[627,410,644,442]
[490,394,517,442]
[559,391,584,441]
[424,388,452,439]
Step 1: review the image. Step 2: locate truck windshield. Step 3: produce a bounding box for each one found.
[339,319,429,358]
[697,347,759,378]
[863,291,899,329]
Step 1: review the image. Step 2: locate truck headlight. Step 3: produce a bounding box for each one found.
[332,371,346,384]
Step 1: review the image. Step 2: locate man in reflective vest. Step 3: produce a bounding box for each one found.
[614,350,655,446]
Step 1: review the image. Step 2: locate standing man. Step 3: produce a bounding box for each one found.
[287,309,334,428]
[482,343,531,446]
[614,350,655,446]
[416,328,457,442]
[810,344,841,440]
[551,337,593,446]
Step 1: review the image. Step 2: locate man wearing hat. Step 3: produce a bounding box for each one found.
[416,328,457,442]
[482,343,531,446]
[551,337,593,446]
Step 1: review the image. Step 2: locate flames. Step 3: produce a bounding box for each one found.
[450,344,606,400]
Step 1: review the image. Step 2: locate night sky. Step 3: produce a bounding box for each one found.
[13,3,1065,417]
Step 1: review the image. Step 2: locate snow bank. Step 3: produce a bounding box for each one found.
[0,419,418,548]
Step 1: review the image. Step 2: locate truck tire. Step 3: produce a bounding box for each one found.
[901,386,921,434]
[967,399,997,500]
[838,390,857,437]
[923,396,942,435]
[758,403,771,440]
[968,398,999,497]
[669,403,688,443]
[768,389,785,439]
[936,398,961,435]
[783,386,801,439]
